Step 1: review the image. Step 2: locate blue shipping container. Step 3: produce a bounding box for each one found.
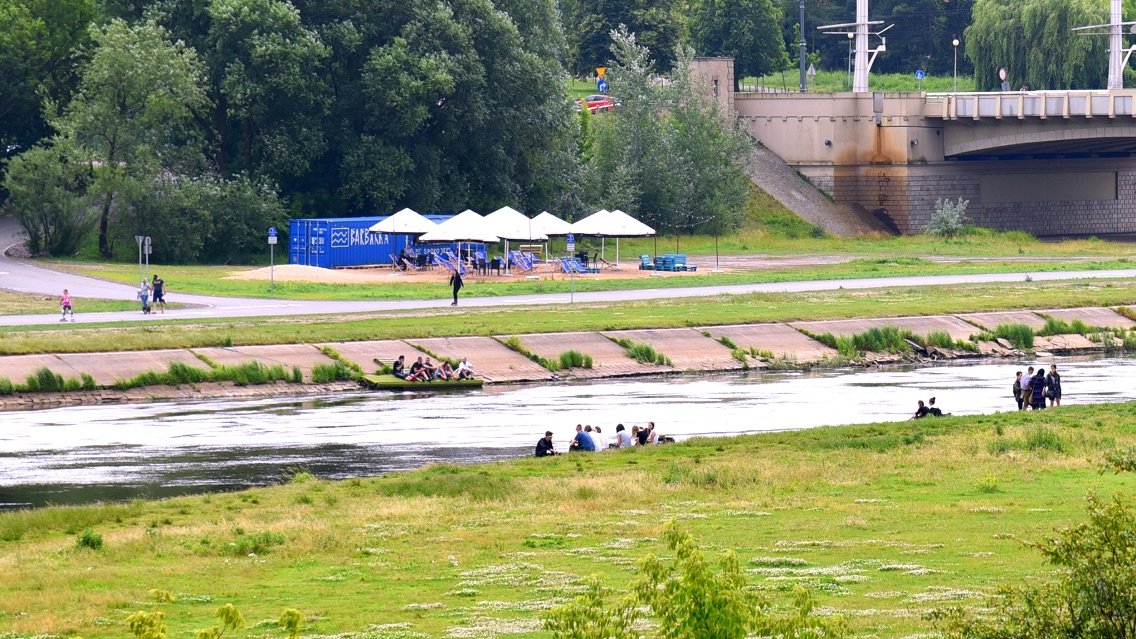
[288,215,475,268]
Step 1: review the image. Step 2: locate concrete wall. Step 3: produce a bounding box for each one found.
[798,160,1136,236]
[690,57,735,116]
[736,91,1136,236]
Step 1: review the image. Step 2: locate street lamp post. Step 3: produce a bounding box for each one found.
[799,0,807,93]
[847,32,854,90]
[952,37,960,92]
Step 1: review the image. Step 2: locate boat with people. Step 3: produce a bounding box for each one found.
[360,374,483,391]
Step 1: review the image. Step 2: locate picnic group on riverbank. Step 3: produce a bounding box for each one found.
[535,422,671,456]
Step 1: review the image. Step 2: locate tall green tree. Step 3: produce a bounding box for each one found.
[51,19,209,257]
[3,140,94,256]
[567,0,682,75]
[585,27,749,238]
[966,0,1107,90]
[691,0,787,89]
[0,0,96,164]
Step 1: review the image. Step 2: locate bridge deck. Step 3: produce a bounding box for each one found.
[926,90,1136,120]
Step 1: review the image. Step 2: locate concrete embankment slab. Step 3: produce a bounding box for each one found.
[319,340,429,373]
[193,345,336,379]
[792,315,980,341]
[2,354,74,383]
[1042,307,1136,330]
[57,349,204,385]
[703,324,835,362]
[601,328,740,371]
[958,311,1048,331]
[510,331,670,378]
[410,336,553,382]
[1035,334,1099,351]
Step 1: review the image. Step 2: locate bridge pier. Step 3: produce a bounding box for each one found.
[736,90,1136,236]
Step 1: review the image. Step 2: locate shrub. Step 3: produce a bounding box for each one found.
[1024,426,1066,453]
[558,350,593,369]
[501,336,559,371]
[311,362,355,383]
[925,331,955,349]
[166,362,209,385]
[0,378,11,395]
[76,528,104,550]
[80,373,97,390]
[925,197,969,237]
[978,323,1034,349]
[614,338,672,366]
[291,366,304,383]
[230,531,285,556]
[1037,317,1090,336]
[851,326,917,353]
[25,367,64,392]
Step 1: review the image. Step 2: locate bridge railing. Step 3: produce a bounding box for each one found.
[926,90,1136,120]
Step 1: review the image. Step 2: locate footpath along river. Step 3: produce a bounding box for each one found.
[2,355,1134,509]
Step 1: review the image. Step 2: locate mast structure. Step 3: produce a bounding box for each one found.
[818,0,891,93]
[1072,0,1136,90]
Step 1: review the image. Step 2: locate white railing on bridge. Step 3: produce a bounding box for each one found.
[926,90,1136,120]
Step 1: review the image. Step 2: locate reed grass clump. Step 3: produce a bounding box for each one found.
[975,323,1035,350]
[1037,317,1090,336]
[311,361,355,383]
[558,350,593,369]
[613,338,671,366]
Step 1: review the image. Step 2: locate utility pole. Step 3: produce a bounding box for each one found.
[799,0,807,92]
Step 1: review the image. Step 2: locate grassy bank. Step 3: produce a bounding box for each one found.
[744,69,978,93]
[2,402,1135,639]
[41,257,1136,303]
[2,279,1134,355]
[0,291,142,315]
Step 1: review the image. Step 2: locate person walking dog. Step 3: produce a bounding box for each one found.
[449,269,463,306]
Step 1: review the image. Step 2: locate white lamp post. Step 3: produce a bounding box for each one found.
[847,32,854,90]
[952,37,960,92]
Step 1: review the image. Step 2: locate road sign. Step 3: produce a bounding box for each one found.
[268,235,278,245]
[566,233,575,253]
[915,69,926,80]
[143,235,151,255]
[597,79,608,93]
[595,67,606,79]
[268,226,277,237]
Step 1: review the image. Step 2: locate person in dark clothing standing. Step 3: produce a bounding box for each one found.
[535,431,557,457]
[1031,368,1047,410]
[1012,371,1024,410]
[151,275,166,313]
[449,270,463,306]
[1046,364,1062,407]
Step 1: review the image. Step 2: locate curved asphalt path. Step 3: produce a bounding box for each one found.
[3,215,1136,327]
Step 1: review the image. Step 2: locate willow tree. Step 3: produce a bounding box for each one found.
[965,0,1108,90]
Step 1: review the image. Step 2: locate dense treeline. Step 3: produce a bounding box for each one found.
[2,0,1130,262]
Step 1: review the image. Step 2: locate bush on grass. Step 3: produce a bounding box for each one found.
[558,350,593,369]
[311,361,355,383]
[976,323,1034,350]
[25,367,64,392]
[75,528,103,550]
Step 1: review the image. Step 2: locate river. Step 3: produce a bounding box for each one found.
[1,355,1132,509]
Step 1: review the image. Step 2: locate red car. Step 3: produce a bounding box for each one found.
[579,94,616,113]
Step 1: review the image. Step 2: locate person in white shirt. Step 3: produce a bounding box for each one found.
[612,424,632,449]
[589,425,608,451]
[455,357,475,379]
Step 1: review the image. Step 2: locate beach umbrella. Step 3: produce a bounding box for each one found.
[530,211,574,259]
[419,210,499,270]
[368,207,437,234]
[484,206,547,274]
[570,209,655,264]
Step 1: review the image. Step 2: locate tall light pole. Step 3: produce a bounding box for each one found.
[799,0,807,92]
[847,32,854,90]
[952,37,960,92]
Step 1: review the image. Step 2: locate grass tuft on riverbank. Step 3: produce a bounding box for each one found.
[3,402,1136,639]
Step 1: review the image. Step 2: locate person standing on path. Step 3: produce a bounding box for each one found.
[449,270,463,306]
[151,275,166,313]
[59,289,74,321]
[1046,364,1062,407]
[138,279,151,314]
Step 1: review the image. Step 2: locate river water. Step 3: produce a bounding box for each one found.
[2,356,1133,509]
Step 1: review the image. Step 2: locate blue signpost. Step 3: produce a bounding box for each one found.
[268,226,278,294]
[596,79,608,93]
[566,233,575,303]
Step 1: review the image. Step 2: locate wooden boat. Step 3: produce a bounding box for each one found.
[360,374,483,391]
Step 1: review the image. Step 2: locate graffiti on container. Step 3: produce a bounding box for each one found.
[330,227,390,248]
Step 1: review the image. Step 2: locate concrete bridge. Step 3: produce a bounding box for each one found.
[727,87,1136,236]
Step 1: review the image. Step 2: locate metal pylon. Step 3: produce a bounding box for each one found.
[818,0,891,93]
[1072,0,1136,90]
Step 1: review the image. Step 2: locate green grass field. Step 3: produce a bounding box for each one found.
[744,69,978,93]
[2,279,1134,355]
[2,402,1134,639]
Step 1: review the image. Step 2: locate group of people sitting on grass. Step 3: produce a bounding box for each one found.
[911,396,947,419]
[535,422,673,456]
[390,355,475,382]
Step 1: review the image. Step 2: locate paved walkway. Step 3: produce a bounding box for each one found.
[4,216,1136,327]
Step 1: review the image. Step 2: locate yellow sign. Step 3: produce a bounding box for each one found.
[595,67,606,79]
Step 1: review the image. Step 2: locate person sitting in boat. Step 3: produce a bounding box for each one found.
[455,357,475,380]
[391,355,407,379]
[535,431,557,457]
[406,356,428,382]
[437,360,455,381]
